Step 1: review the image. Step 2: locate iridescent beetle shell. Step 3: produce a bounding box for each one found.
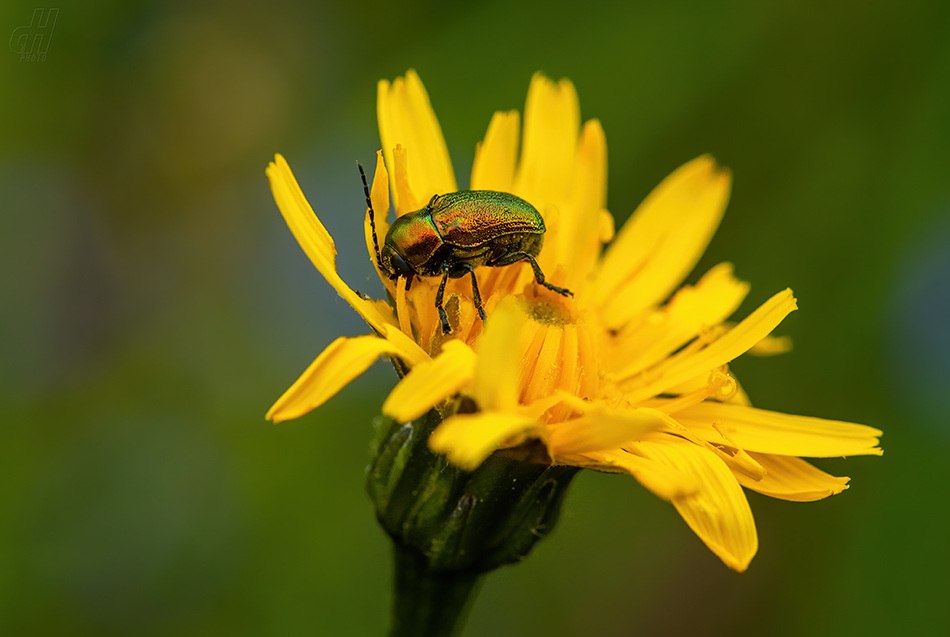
[381,191,545,278]
[359,164,571,333]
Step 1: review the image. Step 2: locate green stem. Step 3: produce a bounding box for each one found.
[389,543,483,637]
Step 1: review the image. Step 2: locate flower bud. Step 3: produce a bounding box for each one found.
[367,404,578,576]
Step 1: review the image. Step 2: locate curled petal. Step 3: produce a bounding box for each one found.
[735,453,851,501]
[267,336,402,423]
[659,368,753,406]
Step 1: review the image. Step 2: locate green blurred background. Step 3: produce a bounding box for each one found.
[2,1,948,635]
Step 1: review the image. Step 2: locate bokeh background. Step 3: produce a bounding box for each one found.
[2,1,948,635]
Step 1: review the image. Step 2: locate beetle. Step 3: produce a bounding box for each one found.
[358,163,572,334]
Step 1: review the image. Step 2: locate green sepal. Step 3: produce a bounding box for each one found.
[367,407,578,575]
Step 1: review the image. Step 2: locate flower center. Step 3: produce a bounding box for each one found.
[518,289,575,327]
[514,300,598,424]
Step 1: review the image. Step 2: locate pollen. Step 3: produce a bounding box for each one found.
[514,312,598,424]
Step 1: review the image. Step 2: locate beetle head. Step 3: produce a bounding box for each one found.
[380,243,415,279]
[381,211,444,278]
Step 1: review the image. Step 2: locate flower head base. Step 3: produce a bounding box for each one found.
[266,70,882,572]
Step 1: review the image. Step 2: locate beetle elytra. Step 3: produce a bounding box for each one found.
[359,163,571,334]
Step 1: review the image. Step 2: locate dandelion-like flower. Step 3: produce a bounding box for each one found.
[266,70,881,575]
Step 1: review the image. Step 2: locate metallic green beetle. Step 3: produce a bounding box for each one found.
[359,164,572,334]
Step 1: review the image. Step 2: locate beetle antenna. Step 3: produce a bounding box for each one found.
[358,161,383,270]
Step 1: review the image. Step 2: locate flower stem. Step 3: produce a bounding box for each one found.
[389,542,483,637]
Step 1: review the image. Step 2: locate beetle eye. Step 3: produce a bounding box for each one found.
[389,252,414,277]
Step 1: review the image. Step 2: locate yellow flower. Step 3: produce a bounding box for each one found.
[265,70,882,572]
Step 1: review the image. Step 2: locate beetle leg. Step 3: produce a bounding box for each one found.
[435,266,452,334]
[404,274,413,292]
[502,252,573,297]
[461,264,488,321]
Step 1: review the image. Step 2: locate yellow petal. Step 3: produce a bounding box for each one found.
[364,150,391,277]
[623,406,768,483]
[382,340,477,423]
[268,154,429,368]
[391,143,420,216]
[594,155,732,327]
[471,110,520,191]
[472,298,524,411]
[514,73,580,209]
[604,263,750,378]
[675,402,883,457]
[557,119,609,285]
[377,70,456,213]
[702,427,769,482]
[734,453,850,501]
[520,318,564,405]
[429,411,539,471]
[633,438,758,572]
[748,334,793,356]
[266,335,401,423]
[268,155,390,333]
[580,449,700,501]
[658,367,753,406]
[546,403,667,455]
[618,288,798,401]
